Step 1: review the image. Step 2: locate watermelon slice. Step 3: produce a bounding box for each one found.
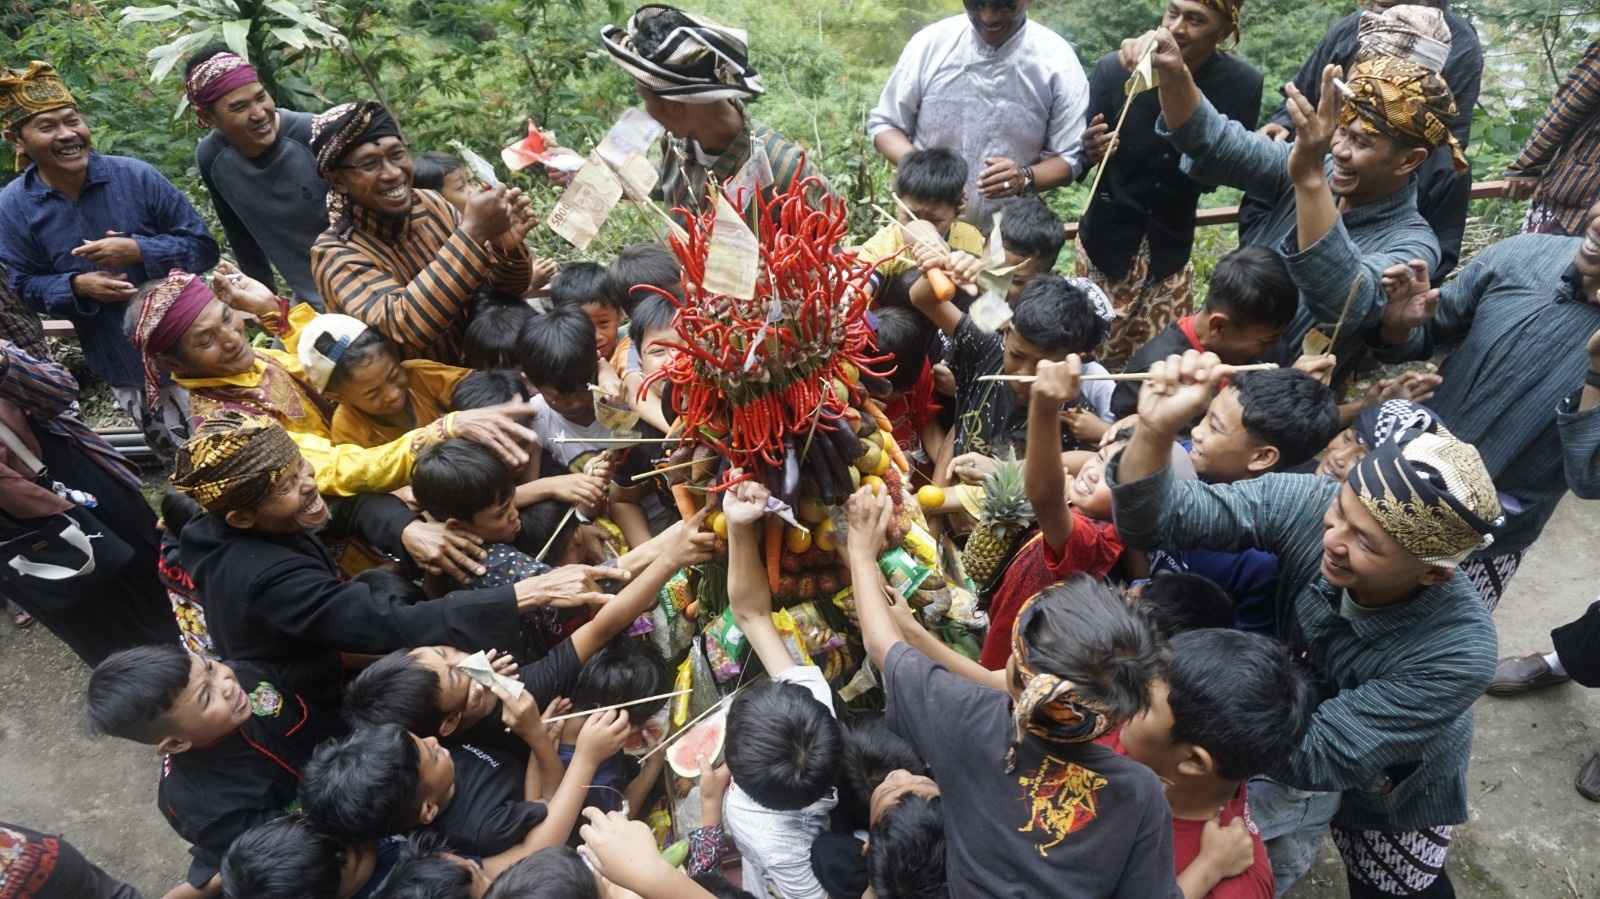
[666,706,728,778]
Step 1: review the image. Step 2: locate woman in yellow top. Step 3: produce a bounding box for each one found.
[298,312,471,448]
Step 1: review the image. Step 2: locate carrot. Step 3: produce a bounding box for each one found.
[763,516,783,594]
[670,483,700,522]
[926,268,956,303]
[863,398,911,473]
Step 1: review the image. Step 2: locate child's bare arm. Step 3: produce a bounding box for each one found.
[160,875,221,899]
[608,495,653,550]
[844,486,902,669]
[571,509,714,663]
[723,478,792,675]
[1026,358,1081,554]
[624,751,666,818]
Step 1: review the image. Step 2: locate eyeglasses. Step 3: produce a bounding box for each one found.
[341,145,411,176]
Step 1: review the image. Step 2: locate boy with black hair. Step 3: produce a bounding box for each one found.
[375,831,493,899]
[1112,628,1316,899]
[300,699,630,859]
[606,242,684,316]
[304,314,471,449]
[1188,368,1340,483]
[1130,571,1235,640]
[550,262,624,364]
[873,306,945,470]
[220,814,406,899]
[465,298,536,371]
[85,644,346,894]
[720,477,844,899]
[912,272,1112,464]
[862,148,985,287]
[866,771,948,899]
[341,513,716,757]
[553,636,670,815]
[811,717,937,898]
[994,195,1070,300]
[453,369,531,411]
[1110,247,1299,419]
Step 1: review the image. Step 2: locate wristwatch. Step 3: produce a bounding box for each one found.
[1021,164,1037,192]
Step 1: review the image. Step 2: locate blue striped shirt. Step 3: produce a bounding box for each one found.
[1108,463,1496,832]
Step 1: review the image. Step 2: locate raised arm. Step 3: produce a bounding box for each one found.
[571,512,715,662]
[1507,39,1600,179]
[1026,358,1081,554]
[843,485,901,669]
[723,477,792,675]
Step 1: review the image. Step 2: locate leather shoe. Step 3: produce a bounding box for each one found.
[1578,752,1600,802]
[1486,653,1570,696]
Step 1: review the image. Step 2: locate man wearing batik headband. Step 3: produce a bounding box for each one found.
[1077,0,1261,367]
[1146,32,1457,388]
[185,45,329,308]
[0,60,218,455]
[600,4,832,221]
[127,266,544,583]
[842,484,1182,899]
[1249,2,1480,282]
[308,101,536,364]
[170,412,619,675]
[1110,349,1500,898]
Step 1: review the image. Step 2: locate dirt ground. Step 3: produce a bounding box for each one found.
[1,499,1598,897]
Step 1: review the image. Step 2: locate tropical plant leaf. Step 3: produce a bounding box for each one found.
[270,25,311,50]
[117,5,185,24]
[221,18,251,58]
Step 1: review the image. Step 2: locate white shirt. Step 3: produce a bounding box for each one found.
[723,665,839,899]
[1082,360,1116,422]
[867,15,1090,227]
[527,394,614,470]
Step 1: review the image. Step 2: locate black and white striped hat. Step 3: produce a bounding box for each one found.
[600,4,764,103]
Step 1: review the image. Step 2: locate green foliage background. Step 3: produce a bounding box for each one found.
[3,0,1594,275]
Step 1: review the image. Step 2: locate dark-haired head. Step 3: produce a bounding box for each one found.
[220,816,345,899]
[895,148,967,234]
[726,679,842,811]
[607,243,683,315]
[518,306,599,422]
[380,831,487,899]
[573,637,668,720]
[483,846,599,899]
[868,787,948,899]
[465,300,535,370]
[412,152,464,190]
[299,724,430,841]
[550,262,615,310]
[1009,274,1109,357]
[412,439,519,543]
[1133,571,1235,639]
[1192,369,1339,482]
[1120,628,1315,784]
[998,195,1065,268]
[183,44,233,80]
[1010,575,1161,728]
[839,715,927,824]
[344,649,448,736]
[452,369,530,411]
[85,643,195,744]
[874,307,936,393]
[159,487,206,535]
[1199,247,1297,364]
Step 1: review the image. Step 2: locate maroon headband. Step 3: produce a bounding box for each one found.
[144,276,215,356]
[185,53,261,109]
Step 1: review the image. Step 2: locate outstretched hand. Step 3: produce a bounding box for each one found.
[1285,64,1343,187]
[1378,259,1438,338]
[722,474,770,527]
[1136,350,1231,437]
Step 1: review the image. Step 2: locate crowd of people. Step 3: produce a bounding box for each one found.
[0,0,1598,897]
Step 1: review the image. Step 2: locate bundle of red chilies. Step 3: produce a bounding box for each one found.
[638,174,897,507]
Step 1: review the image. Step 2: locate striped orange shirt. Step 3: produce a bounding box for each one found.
[310,188,532,362]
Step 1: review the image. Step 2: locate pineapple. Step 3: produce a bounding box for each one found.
[960,451,1034,590]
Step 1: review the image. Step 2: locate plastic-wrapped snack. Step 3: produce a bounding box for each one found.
[771,608,813,667]
[704,607,746,683]
[831,585,857,625]
[878,547,932,598]
[672,654,694,728]
[902,522,939,569]
[627,612,655,638]
[653,569,697,658]
[911,571,950,616]
[686,638,721,721]
[787,601,845,656]
[839,656,879,702]
[648,803,674,848]
[945,582,986,629]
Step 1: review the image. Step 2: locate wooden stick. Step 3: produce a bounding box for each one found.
[977,363,1279,384]
[631,456,703,482]
[1083,66,1143,215]
[541,689,692,724]
[1326,273,1365,349]
[551,436,683,445]
[535,506,578,563]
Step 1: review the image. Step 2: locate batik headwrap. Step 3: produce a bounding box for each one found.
[1196,0,1243,47]
[1353,398,1446,450]
[1357,5,1450,74]
[1005,592,1117,772]
[0,61,77,169]
[601,4,764,103]
[1339,56,1468,173]
[309,101,403,238]
[129,269,217,410]
[1346,429,1502,567]
[184,52,261,110]
[172,412,302,514]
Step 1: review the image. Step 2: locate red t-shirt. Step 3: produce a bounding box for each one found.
[1097,729,1274,899]
[978,512,1124,669]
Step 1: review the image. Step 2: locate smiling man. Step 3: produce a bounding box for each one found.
[308,101,535,364]
[869,0,1089,228]
[1109,348,1501,899]
[186,46,330,308]
[1144,22,1460,381]
[0,60,218,451]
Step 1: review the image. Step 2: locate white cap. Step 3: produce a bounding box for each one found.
[297,313,371,392]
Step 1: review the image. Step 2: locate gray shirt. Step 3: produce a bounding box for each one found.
[1372,233,1600,557]
[1108,462,1496,832]
[196,110,327,306]
[867,15,1088,228]
[1155,98,1440,370]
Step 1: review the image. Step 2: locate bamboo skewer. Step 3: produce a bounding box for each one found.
[1326,273,1365,350]
[1085,86,1139,213]
[978,363,1279,384]
[631,456,703,482]
[541,689,692,725]
[535,507,578,563]
[640,691,739,762]
[551,436,683,445]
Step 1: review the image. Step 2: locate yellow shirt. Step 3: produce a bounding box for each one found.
[858,220,986,280]
[330,359,471,448]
